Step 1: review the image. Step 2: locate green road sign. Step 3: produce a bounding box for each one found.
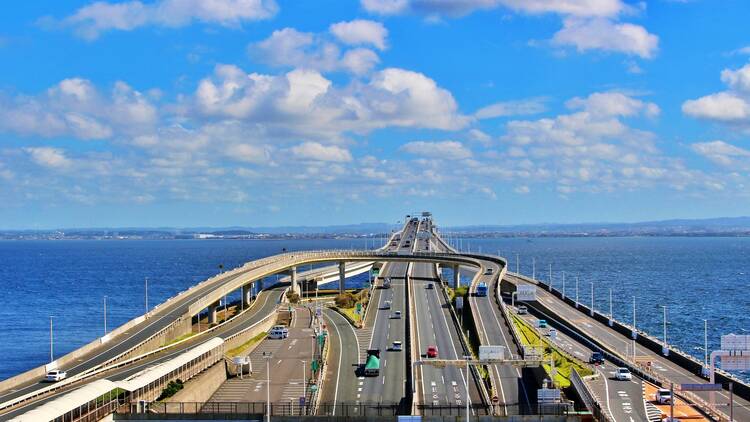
[312,360,319,371]
[356,302,362,311]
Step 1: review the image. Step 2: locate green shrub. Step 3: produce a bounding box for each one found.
[334,292,356,308]
[157,379,184,401]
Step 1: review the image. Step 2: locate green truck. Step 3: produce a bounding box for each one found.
[364,349,380,376]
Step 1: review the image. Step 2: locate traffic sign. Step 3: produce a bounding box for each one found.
[680,383,722,392]
[517,285,537,301]
[722,354,750,370]
[721,334,750,351]
[479,345,506,360]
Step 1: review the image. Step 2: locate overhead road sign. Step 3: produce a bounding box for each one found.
[721,334,750,351]
[680,383,722,392]
[479,345,506,361]
[516,285,537,301]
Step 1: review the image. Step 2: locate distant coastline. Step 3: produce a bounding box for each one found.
[2,216,749,240]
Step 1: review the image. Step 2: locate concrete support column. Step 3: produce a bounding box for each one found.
[242,284,252,306]
[207,301,220,324]
[257,279,264,291]
[339,262,346,293]
[453,264,460,289]
[290,266,299,294]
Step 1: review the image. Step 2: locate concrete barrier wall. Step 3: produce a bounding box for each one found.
[521,275,750,403]
[164,361,227,404]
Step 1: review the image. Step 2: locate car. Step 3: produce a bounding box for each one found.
[426,283,434,289]
[614,367,632,381]
[391,311,402,319]
[517,305,528,315]
[484,268,494,275]
[546,328,558,340]
[382,300,392,310]
[589,352,605,365]
[268,325,289,339]
[537,319,548,328]
[45,369,67,382]
[391,341,403,351]
[654,388,673,404]
[426,345,438,358]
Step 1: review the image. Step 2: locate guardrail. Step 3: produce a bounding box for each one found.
[570,368,613,422]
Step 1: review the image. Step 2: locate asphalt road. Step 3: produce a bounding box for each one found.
[469,263,534,415]
[411,224,482,412]
[515,306,650,422]
[0,259,281,404]
[1,286,286,421]
[357,219,417,405]
[319,308,360,410]
[505,272,750,421]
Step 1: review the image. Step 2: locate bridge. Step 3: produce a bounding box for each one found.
[0,215,748,421]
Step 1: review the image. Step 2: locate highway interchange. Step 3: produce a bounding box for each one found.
[2,216,748,421]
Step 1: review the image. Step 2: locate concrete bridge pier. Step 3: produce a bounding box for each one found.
[453,264,460,289]
[207,300,221,324]
[338,261,346,293]
[242,284,252,307]
[290,266,298,294]
[257,278,264,291]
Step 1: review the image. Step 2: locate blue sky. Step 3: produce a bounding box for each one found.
[1,0,750,229]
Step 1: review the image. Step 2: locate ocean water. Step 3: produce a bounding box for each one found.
[0,237,748,381]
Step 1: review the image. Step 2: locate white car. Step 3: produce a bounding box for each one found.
[614,367,632,381]
[654,388,673,404]
[517,305,528,315]
[391,311,402,319]
[268,325,289,339]
[45,370,67,382]
[382,300,392,310]
[391,341,403,351]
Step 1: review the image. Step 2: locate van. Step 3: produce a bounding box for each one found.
[45,370,67,382]
[268,325,289,339]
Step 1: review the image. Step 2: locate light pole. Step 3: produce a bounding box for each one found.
[464,354,471,422]
[301,360,306,413]
[608,288,613,327]
[144,277,149,314]
[703,319,708,375]
[516,253,519,275]
[661,305,669,356]
[103,295,108,336]
[548,264,552,291]
[49,316,54,363]
[562,271,566,300]
[590,281,594,317]
[264,352,272,422]
[575,276,579,308]
[532,258,536,280]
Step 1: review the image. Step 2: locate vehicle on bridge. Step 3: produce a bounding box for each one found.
[537,319,548,328]
[484,268,493,275]
[426,345,438,358]
[44,370,67,382]
[268,325,289,339]
[382,300,391,310]
[614,367,632,381]
[391,310,402,319]
[654,388,673,404]
[589,351,605,365]
[364,349,381,376]
[382,277,392,289]
[426,282,434,289]
[476,282,488,296]
[517,305,528,315]
[390,341,402,351]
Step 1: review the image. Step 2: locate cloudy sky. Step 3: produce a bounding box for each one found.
[1,0,749,228]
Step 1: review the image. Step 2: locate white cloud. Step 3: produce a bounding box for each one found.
[400,140,472,160]
[251,27,380,75]
[361,0,625,18]
[329,20,388,50]
[290,142,353,162]
[24,147,72,168]
[682,92,750,122]
[0,78,157,140]
[552,18,658,59]
[468,128,492,145]
[56,0,278,40]
[691,140,750,170]
[721,63,750,94]
[566,91,660,117]
[190,64,469,135]
[475,98,547,119]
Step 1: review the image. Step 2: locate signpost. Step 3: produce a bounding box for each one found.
[513,285,536,306]
[479,345,506,361]
[680,383,722,392]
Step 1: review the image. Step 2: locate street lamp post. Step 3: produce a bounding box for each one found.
[532,258,536,280]
[516,253,519,275]
[144,277,149,315]
[608,288,613,327]
[562,271,566,300]
[590,281,594,317]
[703,319,709,376]
[661,305,669,356]
[464,354,471,422]
[548,264,552,291]
[103,295,108,336]
[301,360,306,414]
[264,352,272,422]
[575,276,579,308]
[49,316,54,363]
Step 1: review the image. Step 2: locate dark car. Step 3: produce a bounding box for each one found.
[589,351,605,365]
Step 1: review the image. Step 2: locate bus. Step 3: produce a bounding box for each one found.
[476,282,488,297]
[364,349,380,376]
